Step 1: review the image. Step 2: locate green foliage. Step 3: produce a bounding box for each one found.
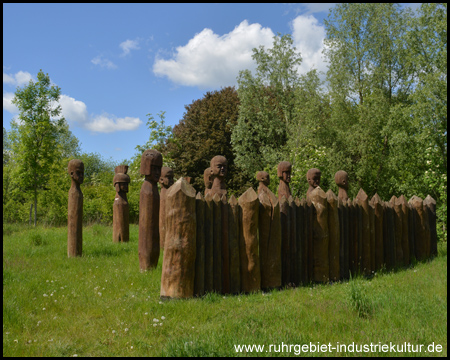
[231,34,302,181]
[7,70,77,226]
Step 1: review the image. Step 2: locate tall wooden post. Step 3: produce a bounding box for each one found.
[356,189,371,276]
[194,192,205,296]
[310,187,329,283]
[327,190,340,281]
[212,193,222,293]
[280,196,290,286]
[204,193,214,292]
[228,195,241,294]
[259,190,281,290]
[238,188,260,293]
[160,178,197,299]
[423,195,437,257]
[370,194,384,270]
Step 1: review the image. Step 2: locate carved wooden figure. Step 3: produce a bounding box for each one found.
[159,166,174,250]
[306,168,321,199]
[139,149,162,271]
[335,170,349,202]
[277,161,292,201]
[113,165,130,243]
[68,159,84,257]
[257,171,271,196]
[210,156,228,199]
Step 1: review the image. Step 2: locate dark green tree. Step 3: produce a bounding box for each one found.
[166,86,250,194]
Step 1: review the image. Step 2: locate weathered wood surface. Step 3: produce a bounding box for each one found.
[280,196,290,286]
[221,195,230,294]
[288,196,297,285]
[391,195,404,267]
[356,189,371,276]
[398,195,410,265]
[327,190,340,281]
[259,190,281,290]
[212,193,223,293]
[228,195,241,294]
[68,187,83,257]
[113,194,129,243]
[370,194,384,270]
[194,192,205,296]
[139,181,160,270]
[310,187,329,283]
[423,195,437,257]
[204,193,214,292]
[238,188,261,293]
[409,196,430,261]
[160,179,197,299]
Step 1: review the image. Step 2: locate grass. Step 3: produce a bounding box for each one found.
[3,223,447,357]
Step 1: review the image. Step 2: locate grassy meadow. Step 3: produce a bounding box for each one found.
[3,223,447,357]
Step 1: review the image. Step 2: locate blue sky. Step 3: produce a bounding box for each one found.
[3,3,420,164]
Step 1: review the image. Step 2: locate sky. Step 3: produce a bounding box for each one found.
[3,3,421,164]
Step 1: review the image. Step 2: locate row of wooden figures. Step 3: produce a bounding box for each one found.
[67,152,437,299]
[67,151,338,260]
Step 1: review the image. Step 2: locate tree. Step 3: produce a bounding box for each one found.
[231,34,302,180]
[323,3,415,196]
[8,69,67,226]
[166,86,249,194]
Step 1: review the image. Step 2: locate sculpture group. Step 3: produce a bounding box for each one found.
[67,152,438,300]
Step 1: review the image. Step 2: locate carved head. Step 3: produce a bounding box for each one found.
[68,159,84,185]
[256,171,270,186]
[277,161,292,183]
[140,149,162,183]
[113,173,130,193]
[334,170,349,190]
[307,168,321,189]
[204,167,212,189]
[210,156,228,179]
[159,166,174,188]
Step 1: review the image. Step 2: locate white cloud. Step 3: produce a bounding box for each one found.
[3,92,18,113]
[153,20,275,88]
[91,55,117,69]
[58,95,143,133]
[290,15,327,75]
[3,71,33,86]
[120,39,140,56]
[86,114,142,133]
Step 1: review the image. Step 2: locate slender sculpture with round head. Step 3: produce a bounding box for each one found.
[113,165,130,243]
[204,167,212,196]
[67,159,84,257]
[334,170,349,202]
[209,155,228,199]
[277,161,292,201]
[306,168,321,197]
[139,149,163,270]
